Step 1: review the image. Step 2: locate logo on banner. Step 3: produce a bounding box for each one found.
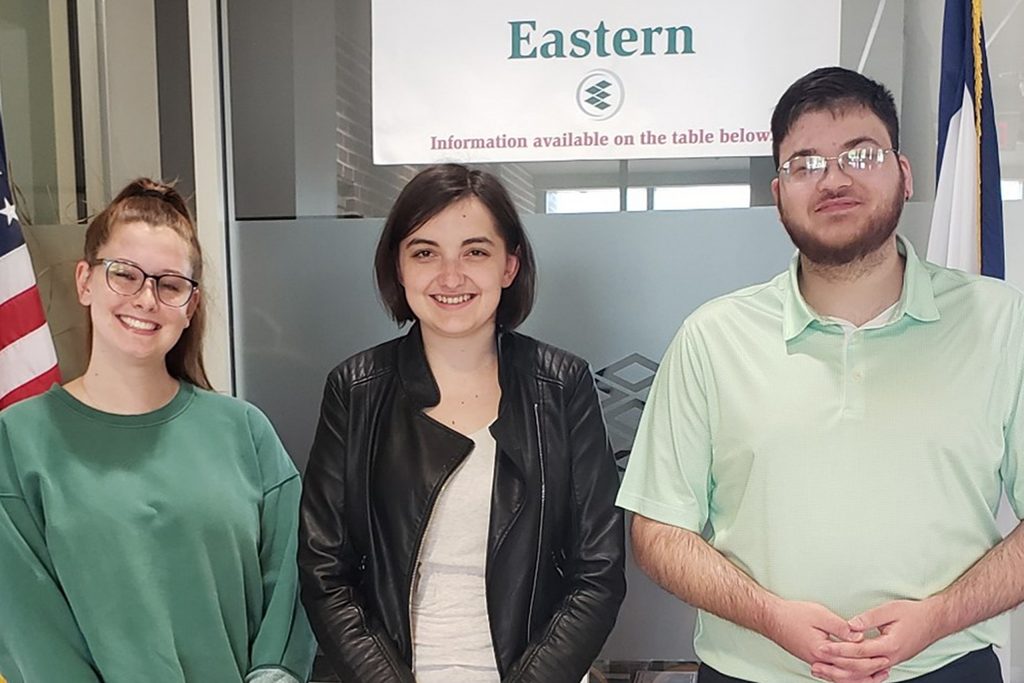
[576,70,624,120]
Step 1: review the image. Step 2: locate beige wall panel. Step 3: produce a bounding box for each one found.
[22,224,89,382]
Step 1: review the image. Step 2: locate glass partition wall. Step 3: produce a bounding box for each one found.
[222,0,1024,679]
[4,0,1021,678]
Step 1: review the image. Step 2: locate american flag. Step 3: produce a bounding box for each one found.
[0,108,61,410]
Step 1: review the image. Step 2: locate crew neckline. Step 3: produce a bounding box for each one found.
[49,381,197,427]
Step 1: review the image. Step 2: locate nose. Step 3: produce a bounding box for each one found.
[817,157,854,190]
[133,277,160,309]
[438,257,464,288]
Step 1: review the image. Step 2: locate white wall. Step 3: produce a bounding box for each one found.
[1000,200,1024,683]
[1006,203,1024,288]
[98,0,162,195]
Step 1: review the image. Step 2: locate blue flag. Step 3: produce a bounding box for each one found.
[927,0,1004,278]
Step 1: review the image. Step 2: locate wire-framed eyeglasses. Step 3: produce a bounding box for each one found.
[778,147,898,182]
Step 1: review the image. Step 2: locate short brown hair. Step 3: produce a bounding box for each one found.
[83,178,212,389]
[771,66,899,168]
[374,164,536,329]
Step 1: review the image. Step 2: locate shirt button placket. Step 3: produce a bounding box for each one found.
[847,331,866,417]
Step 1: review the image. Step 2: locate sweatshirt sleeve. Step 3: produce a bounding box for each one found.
[246,409,317,683]
[0,420,102,683]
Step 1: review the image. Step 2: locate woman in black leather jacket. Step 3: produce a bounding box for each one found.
[298,164,625,683]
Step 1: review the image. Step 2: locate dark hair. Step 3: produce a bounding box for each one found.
[771,66,900,167]
[83,178,212,390]
[374,164,537,329]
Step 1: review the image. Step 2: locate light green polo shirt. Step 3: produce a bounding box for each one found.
[617,236,1024,682]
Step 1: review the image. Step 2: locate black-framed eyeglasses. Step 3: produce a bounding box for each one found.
[90,258,198,307]
[778,146,898,182]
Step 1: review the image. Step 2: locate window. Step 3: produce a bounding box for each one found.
[545,188,619,214]
[653,184,751,210]
[1003,180,1024,202]
[545,184,751,213]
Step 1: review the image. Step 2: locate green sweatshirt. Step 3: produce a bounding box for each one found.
[0,383,315,683]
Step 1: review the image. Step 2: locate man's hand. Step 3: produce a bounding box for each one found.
[762,599,890,683]
[812,599,943,682]
[762,599,878,667]
[630,519,887,682]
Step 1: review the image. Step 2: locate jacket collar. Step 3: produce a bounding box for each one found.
[396,322,516,408]
[396,323,528,476]
[396,323,441,409]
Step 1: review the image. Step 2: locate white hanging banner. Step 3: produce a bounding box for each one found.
[372,1,841,164]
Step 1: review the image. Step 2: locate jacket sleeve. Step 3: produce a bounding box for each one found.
[506,363,627,683]
[0,423,102,683]
[297,370,415,683]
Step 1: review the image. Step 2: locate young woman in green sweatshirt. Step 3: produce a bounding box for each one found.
[0,179,315,683]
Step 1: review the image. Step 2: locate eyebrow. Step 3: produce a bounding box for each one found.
[785,136,887,160]
[404,236,496,248]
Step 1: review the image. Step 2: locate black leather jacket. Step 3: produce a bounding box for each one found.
[298,325,625,682]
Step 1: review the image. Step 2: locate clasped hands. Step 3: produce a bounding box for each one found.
[764,597,945,683]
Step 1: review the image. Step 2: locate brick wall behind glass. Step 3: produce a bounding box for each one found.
[485,164,537,215]
[335,36,418,217]
[334,30,537,217]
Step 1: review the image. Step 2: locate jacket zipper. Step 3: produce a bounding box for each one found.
[526,402,546,637]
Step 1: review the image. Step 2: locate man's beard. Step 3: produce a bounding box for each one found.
[779,176,906,267]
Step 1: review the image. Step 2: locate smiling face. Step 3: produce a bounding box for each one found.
[771,106,913,266]
[76,220,199,368]
[398,197,519,343]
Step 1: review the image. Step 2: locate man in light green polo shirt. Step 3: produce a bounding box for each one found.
[617,66,1024,683]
